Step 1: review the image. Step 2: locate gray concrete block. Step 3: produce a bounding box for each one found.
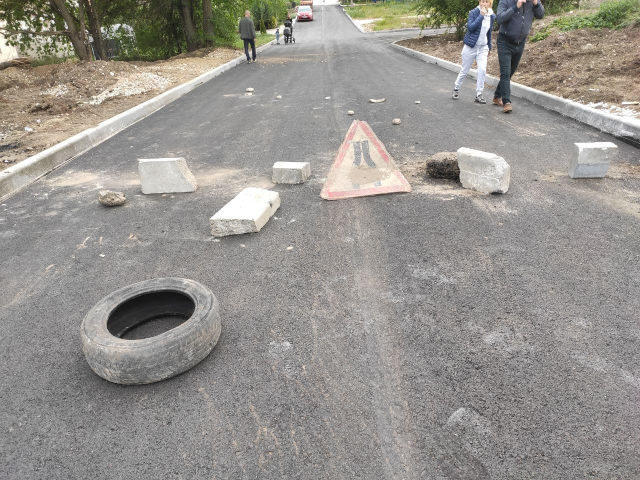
[569,142,617,178]
[138,157,197,194]
[457,147,511,194]
[209,187,280,237]
[272,162,311,184]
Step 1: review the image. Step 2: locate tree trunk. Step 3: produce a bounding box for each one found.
[50,0,92,61]
[84,0,109,60]
[0,57,31,71]
[202,0,214,46]
[180,0,200,51]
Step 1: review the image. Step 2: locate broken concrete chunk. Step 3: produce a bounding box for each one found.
[457,147,511,194]
[209,187,280,237]
[138,157,197,194]
[272,161,311,184]
[426,152,460,180]
[569,142,617,178]
[99,190,126,207]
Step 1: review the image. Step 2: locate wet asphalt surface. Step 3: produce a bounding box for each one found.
[2,5,640,479]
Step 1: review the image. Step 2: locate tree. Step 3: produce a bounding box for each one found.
[0,0,110,61]
[414,0,479,40]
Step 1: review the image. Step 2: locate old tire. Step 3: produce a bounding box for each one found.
[81,278,221,385]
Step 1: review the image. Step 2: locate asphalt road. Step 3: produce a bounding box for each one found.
[2,5,640,479]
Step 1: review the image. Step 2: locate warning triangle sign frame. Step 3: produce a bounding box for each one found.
[321,120,412,200]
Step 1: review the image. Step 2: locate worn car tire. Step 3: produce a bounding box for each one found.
[81,278,221,385]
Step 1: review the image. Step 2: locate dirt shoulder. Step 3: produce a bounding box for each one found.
[0,48,240,171]
[398,17,640,119]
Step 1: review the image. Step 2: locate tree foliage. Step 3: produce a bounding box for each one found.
[414,0,479,40]
[0,0,249,62]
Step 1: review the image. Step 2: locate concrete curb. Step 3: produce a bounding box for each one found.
[341,7,366,33]
[0,40,276,202]
[391,43,640,145]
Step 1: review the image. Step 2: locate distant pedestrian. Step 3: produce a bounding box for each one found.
[275,28,280,44]
[452,0,495,104]
[238,10,257,63]
[493,0,544,113]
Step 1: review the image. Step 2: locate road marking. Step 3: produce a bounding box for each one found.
[321,120,411,200]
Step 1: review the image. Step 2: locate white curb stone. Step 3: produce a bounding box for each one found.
[272,161,311,184]
[569,142,617,178]
[138,157,197,194]
[209,187,280,237]
[457,147,511,194]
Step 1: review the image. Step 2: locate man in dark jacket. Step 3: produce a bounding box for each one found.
[238,10,257,63]
[493,0,544,113]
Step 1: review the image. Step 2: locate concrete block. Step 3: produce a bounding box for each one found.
[569,142,617,178]
[457,147,511,194]
[272,162,311,184]
[209,187,280,237]
[138,157,197,194]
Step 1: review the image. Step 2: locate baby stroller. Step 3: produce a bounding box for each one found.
[283,20,295,44]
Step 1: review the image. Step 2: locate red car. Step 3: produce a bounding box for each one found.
[297,6,313,21]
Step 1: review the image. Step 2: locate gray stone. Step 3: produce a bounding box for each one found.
[426,152,460,180]
[457,147,511,194]
[98,190,126,207]
[569,142,617,178]
[138,157,197,194]
[392,118,401,125]
[272,162,311,184]
[209,187,280,237]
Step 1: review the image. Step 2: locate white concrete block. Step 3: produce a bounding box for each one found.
[272,162,311,184]
[569,142,617,178]
[138,157,197,194]
[209,187,280,237]
[457,147,511,194]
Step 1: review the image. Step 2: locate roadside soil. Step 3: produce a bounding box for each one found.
[399,15,640,118]
[0,47,239,170]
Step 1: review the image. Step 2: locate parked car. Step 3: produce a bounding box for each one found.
[297,6,313,21]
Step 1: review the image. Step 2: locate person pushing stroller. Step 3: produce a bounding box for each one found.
[283,16,295,44]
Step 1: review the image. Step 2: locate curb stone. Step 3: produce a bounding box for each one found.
[0,40,276,202]
[390,43,640,146]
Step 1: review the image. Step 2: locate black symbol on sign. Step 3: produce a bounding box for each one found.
[353,140,376,168]
[351,139,381,189]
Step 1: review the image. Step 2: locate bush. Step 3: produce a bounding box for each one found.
[530,0,639,42]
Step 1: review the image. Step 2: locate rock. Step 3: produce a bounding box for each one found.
[415,101,421,104]
[457,147,511,194]
[426,152,460,180]
[347,110,354,115]
[392,118,401,125]
[369,98,386,103]
[138,157,197,194]
[245,92,253,96]
[569,142,617,178]
[276,95,282,99]
[209,187,280,237]
[272,161,311,184]
[325,96,331,100]
[99,190,126,207]
[246,87,254,92]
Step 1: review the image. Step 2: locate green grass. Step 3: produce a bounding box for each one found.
[30,56,77,67]
[531,0,640,42]
[344,1,416,20]
[226,33,275,50]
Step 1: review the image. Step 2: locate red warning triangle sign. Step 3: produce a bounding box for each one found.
[321,120,411,200]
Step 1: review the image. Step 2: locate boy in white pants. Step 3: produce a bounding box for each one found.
[452,0,495,104]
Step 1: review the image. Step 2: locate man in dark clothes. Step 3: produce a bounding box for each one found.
[493,0,544,113]
[238,10,257,63]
